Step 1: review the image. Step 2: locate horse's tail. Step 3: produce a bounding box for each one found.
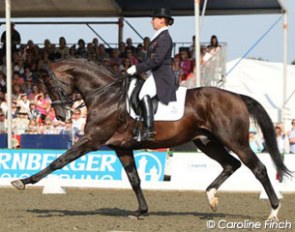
[240,94,292,177]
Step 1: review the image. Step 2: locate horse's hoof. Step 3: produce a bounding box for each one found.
[267,203,280,221]
[11,179,25,190]
[209,197,219,212]
[128,209,148,220]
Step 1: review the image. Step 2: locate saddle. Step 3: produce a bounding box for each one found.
[126,78,187,122]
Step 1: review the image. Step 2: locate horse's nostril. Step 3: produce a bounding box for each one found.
[56,116,62,121]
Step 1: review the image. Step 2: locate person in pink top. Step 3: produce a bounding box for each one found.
[179,50,192,82]
[34,92,50,122]
[28,84,40,101]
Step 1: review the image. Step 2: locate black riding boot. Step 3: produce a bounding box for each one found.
[141,95,154,141]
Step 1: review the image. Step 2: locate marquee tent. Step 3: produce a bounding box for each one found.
[225,58,295,122]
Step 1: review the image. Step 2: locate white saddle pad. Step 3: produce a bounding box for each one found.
[126,78,187,121]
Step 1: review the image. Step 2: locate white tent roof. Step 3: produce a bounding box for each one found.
[224,58,295,122]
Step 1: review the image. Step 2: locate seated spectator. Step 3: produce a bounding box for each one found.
[34,92,50,122]
[59,119,78,148]
[207,35,221,56]
[125,38,136,54]
[75,39,87,58]
[126,49,138,65]
[14,55,25,75]
[28,84,41,101]
[18,44,27,61]
[0,109,7,133]
[40,118,54,134]
[86,42,97,61]
[25,40,35,57]
[23,66,33,82]
[25,119,39,134]
[71,109,86,137]
[275,123,287,154]
[12,71,25,87]
[92,38,100,51]
[69,45,76,58]
[119,58,132,73]
[96,44,110,63]
[17,93,30,113]
[102,58,111,67]
[136,44,146,63]
[171,57,181,82]
[41,50,52,65]
[179,50,192,82]
[109,49,122,66]
[41,39,52,55]
[55,36,70,59]
[118,41,126,57]
[249,128,264,153]
[200,46,212,65]
[0,55,7,74]
[0,92,8,115]
[180,65,196,89]
[48,44,58,61]
[12,83,24,100]
[13,111,30,134]
[47,106,56,122]
[11,100,19,119]
[0,71,6,93]
[287,119,295,154]
[112,63,121,75]
[27,102,41,123]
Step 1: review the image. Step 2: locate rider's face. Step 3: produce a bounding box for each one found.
[151,17,165,31]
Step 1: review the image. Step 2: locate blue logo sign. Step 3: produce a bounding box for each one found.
[0,149,167,181]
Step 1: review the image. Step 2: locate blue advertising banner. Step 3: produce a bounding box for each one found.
[0,149,167,182]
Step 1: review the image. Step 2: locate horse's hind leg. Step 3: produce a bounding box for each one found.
[115,149,148,219]
[235,148,281,220]
[194,137,241,211]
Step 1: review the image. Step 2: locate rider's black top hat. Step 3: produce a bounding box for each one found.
[152,8,174,25]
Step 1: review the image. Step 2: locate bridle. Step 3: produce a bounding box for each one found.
[43,65,130,130]
[44,67,130,115]
[43,68,75,112]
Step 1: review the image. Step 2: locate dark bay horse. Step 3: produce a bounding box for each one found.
[11,59,291,220]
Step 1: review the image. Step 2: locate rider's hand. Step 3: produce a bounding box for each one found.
[127,65,136,75]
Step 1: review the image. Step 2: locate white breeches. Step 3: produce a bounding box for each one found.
[139,74,157,100]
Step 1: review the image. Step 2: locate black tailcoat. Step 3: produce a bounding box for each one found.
[136,30,177,105]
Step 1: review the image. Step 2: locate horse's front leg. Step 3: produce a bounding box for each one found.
[11,135,99,190]
[115,149,148,219]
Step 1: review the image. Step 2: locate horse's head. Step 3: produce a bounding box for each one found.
[38,65,74,122]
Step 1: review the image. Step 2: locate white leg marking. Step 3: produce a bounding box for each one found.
[207,188,218,212]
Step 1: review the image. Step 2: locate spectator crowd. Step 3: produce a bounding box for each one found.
[3,25,294,153]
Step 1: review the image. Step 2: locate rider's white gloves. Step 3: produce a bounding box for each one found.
[127,65,136,75]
